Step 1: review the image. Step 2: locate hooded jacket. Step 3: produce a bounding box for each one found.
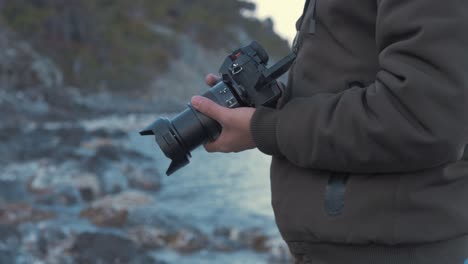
[251,0,468,261]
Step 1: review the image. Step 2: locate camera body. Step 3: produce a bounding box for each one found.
[140,41,296,175]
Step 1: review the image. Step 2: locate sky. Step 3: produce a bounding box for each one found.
[252,0,305,43]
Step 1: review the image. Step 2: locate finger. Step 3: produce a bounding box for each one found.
[277,81,286,94]
[276,81,287,109]
[204,142,218,153]
[205,74,221,87]
[191,96,229,123]
[204,140,227,153]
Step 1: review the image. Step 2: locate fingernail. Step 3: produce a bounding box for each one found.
[191,96,202,108]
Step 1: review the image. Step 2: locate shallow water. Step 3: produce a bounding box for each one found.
[129,128,283,263]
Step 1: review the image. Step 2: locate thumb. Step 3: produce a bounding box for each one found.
[191,96,228,123]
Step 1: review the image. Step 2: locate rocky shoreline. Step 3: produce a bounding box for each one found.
[0,24,293,263]
[0,101,293,263]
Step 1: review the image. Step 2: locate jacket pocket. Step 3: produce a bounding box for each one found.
[324,172,350,216]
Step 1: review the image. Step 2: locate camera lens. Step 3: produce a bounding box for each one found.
[140,82,239,175]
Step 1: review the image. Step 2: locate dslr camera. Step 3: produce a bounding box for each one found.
[140,41,296,175]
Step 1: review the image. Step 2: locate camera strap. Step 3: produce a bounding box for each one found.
[293,0,317,53]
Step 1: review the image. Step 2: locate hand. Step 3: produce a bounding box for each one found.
[204,74,287,109]
[190,74,256,153]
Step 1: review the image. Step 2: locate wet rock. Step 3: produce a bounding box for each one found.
[211,227,242,252]
[99,165,129,194]
[125,165,162,191]
[80,191,154,227]
[90,190,155,211]
[0,161,39,182]
[3,126,88,164]
[29,164,101,202]
[0,203,55,225]
[213,227,270,252]
[0,224,21,249]
[19,223,75,264]
[68,232,162,264]
[35,184,82,206]
[0,179,29,204]
[166,228,209,254]
[126,207,188,231]
[238,228,270,252]
[36,226,68,256]
[51,126,87,148]
[0,249,15,264]
[81,141,151,173]
[267,240,294,264]
[94,144,123,162]
[71,174,101,202]
[89,128,127,139]
[28,161,75,192]
[69,232,138,264]
[80,207,128,227]
[210,237,241,252]
[127,225,167,249]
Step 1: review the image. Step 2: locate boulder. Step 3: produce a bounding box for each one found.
[124,165,162,191]
[127,225,167,249]
[69,232,162,264]
[80,191,154,227]
[0,203,54,225]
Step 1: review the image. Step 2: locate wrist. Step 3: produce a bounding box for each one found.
[250,106,282,156]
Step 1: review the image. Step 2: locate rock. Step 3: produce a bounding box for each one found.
[90,190,155,211]
[127,225,167,249]
[80,191,154,227]
[0,249,15,264]
[71,174,101,202]
[81,142,151,173]
[0,161,39,182]
[4,126,88,164]
[165,228,209,254]
[36,226,68,256]
[212,227,242,252]
[89,128,127,139]
[30,165,101,202]
[69,232,138,264]
[126,207,189,231]
[68,232,162,264]
[80,207,128,228]
[213,226,241,240]
[0,224,21,249]
[210,237,241,253]
[19,224,75,264]
[0,179,29,204]
[0,203,55,225]
[213,227,270,252]
[267,240,294,264]
[0,29,63,91]
[124,165,162,191]
[99,165,129,194]
[35,184,82,206]
[238,228,270,252]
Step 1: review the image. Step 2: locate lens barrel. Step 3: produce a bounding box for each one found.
[140,82,240,175]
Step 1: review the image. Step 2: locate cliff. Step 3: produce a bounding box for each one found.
[0,0,290,98]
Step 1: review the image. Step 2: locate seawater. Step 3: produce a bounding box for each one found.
[129,131,282,263]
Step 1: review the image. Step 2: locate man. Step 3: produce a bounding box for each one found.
[191,0,468,263]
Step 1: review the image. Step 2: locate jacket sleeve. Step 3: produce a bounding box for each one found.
[250,0,468,173]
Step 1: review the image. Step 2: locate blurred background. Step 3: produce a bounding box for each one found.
[0,0,302,263]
